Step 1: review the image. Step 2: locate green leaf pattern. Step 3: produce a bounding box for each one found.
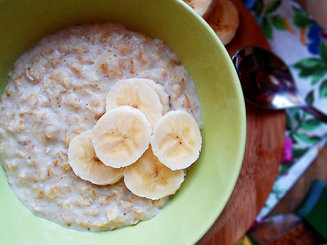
[293,46,327,86]
[319,80,327,98]
[249,0,289,40]
[271,16,287,30]
[319,41,327,63]
[264,0,281,14]
[305,90,314,104]
[300,119,322,130]
[293,8,311,29]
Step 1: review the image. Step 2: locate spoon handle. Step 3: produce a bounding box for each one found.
[301,105,327,123]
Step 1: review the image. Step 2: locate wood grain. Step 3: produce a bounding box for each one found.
[198,0,286,244]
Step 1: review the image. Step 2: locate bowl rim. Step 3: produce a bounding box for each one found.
[176,1,246,240]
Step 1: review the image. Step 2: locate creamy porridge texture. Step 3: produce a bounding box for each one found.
[0,23,201,230]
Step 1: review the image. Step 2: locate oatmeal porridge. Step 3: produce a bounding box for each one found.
[0,23,201,231]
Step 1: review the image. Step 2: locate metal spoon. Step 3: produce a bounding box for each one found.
[232,46,327,122]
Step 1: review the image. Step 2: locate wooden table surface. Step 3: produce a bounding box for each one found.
[198,1,286,244]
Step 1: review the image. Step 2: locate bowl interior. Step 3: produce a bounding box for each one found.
[0,0,246,244]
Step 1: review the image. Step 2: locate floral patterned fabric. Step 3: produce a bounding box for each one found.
[241,0,327,221]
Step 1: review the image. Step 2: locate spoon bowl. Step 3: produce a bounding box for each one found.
[233,46,327,122]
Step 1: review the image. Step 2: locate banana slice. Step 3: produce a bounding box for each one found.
[106,78,163,126]
[206,0,239,45]
[68,130,124,185]
[184,0,217,17]
[124,148,185,200]
[92,106,152,168]
[151,110,202,170]
[143,79,169,115]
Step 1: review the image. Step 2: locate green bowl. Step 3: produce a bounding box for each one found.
[0,0,246,244]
